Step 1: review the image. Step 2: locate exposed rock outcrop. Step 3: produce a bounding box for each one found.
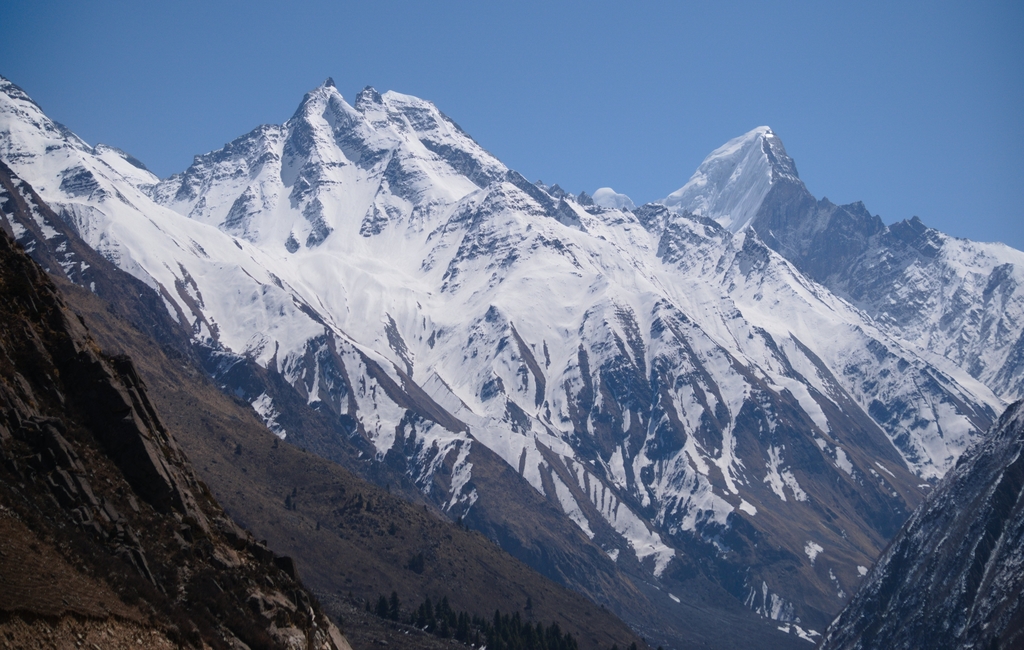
[0,222,348,649]
[820,401,1024,649]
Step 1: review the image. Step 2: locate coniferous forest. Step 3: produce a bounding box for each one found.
[370,592,583,650]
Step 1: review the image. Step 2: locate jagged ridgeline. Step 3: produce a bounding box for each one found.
[0,226,348,648]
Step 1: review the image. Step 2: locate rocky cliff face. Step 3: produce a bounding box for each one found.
[819,400,1024,650]
[0,218,347,648]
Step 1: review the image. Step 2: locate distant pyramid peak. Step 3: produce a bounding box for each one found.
[660,126,801,232]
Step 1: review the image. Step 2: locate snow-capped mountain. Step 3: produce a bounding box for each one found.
[661,127,1024,403]
[819,399,1024,650]
[0,74,1011,641]
[661,127,798,233]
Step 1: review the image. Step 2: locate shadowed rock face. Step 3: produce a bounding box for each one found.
[820,400,1024,650]
[65,349,208,523]
[743,152,1024,403]
[0,157,207,526]
[750,177,885,284]
[0,219,348,648]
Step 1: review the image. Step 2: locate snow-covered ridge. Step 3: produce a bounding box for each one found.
[838,221,1024,402]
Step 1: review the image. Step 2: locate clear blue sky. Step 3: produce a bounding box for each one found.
[3,1,1022,249]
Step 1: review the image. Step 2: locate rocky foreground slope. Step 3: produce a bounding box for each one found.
[0,219,348,647]
[819,400,1024,649]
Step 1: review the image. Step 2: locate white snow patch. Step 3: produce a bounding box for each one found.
[804,541,823,564]
[445,442,476,512]
[31,212,59,240]
[747,581,796,622]
[764,446,808,502]
[607,446,628,490]
[792,625,820,643]
[668,593,680,604]
[250,392,287,439]
[739,499,757,515]
[829,568,846,599]
[5,216,27,240]
[834,447,854,476]
[552,474,594,539]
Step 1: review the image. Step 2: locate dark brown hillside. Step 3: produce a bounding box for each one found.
[0,226,348,648]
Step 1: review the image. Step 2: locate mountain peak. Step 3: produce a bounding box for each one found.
[290,78,348,124]
[758,127,798,179]
[354,85,384,113]
[0,75,38,108]
[660,126,800,232]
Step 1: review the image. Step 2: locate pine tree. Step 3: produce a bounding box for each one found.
[389,591,400,621]
[424,597,434,632]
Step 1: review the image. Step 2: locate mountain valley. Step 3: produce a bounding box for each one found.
[1,73,1022,648]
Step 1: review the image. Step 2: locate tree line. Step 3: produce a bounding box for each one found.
[370,591,580,650]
